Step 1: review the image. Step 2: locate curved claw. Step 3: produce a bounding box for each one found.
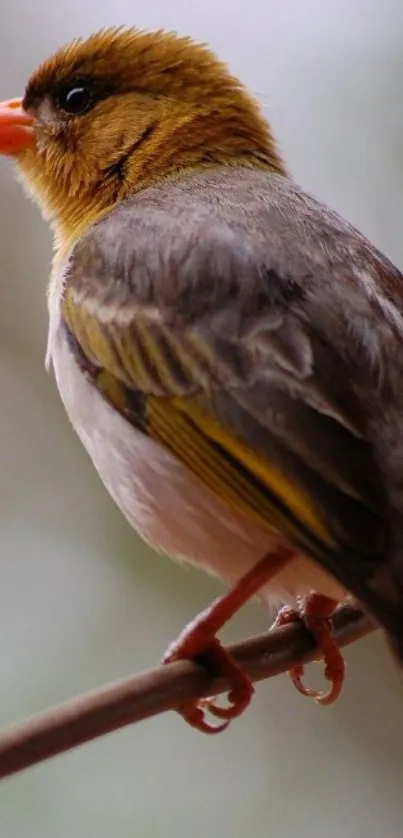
[288,664,319,698]
[199,683,254,720]
[288,658,344,705]
[177,702,230,734]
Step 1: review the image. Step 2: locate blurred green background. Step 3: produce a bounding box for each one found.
[1,1,403,836]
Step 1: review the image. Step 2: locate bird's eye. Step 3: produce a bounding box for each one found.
[58,83,94,116]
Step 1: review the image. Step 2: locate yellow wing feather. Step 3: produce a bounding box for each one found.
[166,394,333,545]
[62,290,354,565]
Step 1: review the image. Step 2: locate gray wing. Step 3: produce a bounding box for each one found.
[61,167,403,626]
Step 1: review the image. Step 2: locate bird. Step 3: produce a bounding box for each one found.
[1,26,403,734]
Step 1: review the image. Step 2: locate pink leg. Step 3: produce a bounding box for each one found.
[162,545,295,733]
[272,593,345,705]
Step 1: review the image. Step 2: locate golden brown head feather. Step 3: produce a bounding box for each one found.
[16,27,286,243]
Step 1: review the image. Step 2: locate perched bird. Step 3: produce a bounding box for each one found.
[1,27,403,734]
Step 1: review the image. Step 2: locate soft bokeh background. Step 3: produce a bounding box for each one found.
[1,1,403,836]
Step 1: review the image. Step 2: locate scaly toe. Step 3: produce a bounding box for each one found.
[272,594,345,705]
[163,634,254,732]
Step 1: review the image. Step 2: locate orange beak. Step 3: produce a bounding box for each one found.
[0,98,34,155]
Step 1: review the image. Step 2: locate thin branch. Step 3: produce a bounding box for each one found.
[0,605,374,780]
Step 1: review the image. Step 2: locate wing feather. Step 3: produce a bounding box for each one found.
[59,172,392,597]
[62,288,387,587]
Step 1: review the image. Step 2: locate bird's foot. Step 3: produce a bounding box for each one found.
[162,618,254,734]
[161,546,294,733]
[272,593,345,705]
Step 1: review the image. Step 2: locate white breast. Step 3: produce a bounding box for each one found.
[48,320,346,606]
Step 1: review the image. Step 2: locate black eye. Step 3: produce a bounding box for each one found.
[58,83,94,115]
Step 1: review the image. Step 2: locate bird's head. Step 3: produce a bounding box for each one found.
[0,27,285,244]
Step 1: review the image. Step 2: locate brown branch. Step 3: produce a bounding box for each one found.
[0,605,375,781]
